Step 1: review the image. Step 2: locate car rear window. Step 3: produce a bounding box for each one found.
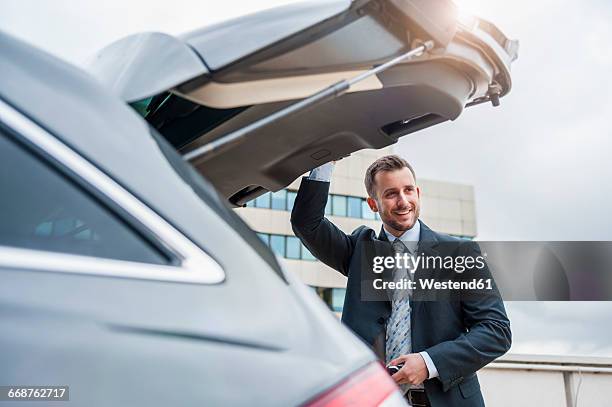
[0,127,169,264]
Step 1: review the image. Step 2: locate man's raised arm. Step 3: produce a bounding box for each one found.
[290,162,361,276]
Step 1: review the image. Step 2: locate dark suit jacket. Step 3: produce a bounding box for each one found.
[291,178,511,407]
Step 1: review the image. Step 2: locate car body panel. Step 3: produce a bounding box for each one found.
[86,32,209,103]
[0,264,372,406]
[0,32,377,406]
[184,61,472,204]
[0,0,519,403]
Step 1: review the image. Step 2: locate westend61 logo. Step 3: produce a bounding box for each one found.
[370,252,493,294]
[372,253,487,274]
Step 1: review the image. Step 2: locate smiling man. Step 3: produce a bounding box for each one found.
[291,155,511,407]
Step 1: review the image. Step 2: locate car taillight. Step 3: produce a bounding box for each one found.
[304,362,407,407]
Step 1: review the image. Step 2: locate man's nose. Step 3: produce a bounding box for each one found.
[397,192,410,206]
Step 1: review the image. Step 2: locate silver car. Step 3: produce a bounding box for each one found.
[0,1,516,405]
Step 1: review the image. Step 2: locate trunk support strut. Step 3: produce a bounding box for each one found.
[183,41,434,163]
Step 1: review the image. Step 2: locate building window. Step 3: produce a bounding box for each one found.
[255,192,271,209]
[314,287,331,309]
[332,195,347,217]
[244,189,384,223]
[257,232,269,245]
[287,191,297,211]
[269,234,285,256]
[301,243,316,261]
[271,189,287,210]
[254,232,323,261]
[314,287,346,313]
[331,288,346,312]
[362,200,376,220]
[286,236,301,259]
[347,196,362,218]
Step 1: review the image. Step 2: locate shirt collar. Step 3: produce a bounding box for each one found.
[383,220,421,253]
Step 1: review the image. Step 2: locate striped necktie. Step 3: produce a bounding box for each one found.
[386,239,412,363]
[386,238,420,394]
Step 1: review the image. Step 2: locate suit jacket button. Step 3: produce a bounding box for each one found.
[377,317,386,324]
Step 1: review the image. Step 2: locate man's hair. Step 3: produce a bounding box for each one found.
[364,155,416,198]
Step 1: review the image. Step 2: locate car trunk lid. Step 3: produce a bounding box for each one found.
[88,0,518,206]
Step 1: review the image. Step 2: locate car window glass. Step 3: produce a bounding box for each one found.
[0,131,167,265]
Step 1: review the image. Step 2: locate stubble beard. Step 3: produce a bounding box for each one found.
[381,205,420,234]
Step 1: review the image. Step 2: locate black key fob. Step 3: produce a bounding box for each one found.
[386,362,404,375]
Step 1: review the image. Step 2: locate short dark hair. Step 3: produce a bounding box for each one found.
[364,155,416,198]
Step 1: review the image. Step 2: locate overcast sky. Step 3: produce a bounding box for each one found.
[398,0,612,241]
[2,0,611,358]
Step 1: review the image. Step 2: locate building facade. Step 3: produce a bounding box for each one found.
[236,147,477,313]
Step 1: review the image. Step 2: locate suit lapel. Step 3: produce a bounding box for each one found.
[415,221,440,268]
[411,221,440,331]
[374,226,395,294]
[417,220,438,247]
[377,225,389,242]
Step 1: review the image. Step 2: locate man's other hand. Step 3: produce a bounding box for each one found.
[389,353,429,386]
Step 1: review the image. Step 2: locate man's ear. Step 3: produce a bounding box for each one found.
[416,186,421,199]
[366,197,379,213]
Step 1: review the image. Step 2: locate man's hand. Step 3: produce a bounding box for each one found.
[308,161,335,182]
[389,353,429,386]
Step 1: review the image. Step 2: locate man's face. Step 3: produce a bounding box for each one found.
[367,167,421,237]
